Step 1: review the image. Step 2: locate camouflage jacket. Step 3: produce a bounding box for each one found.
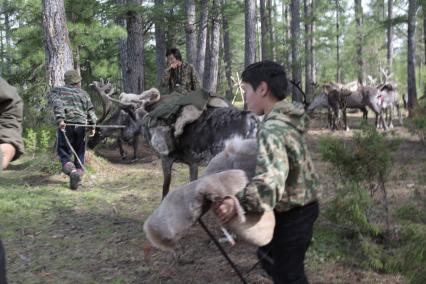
[0,77,24,164]
[49,85,97,125]
[159,62,200,95]
[238,100,319,213]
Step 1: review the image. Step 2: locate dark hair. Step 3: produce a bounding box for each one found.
[166,47,182,61]
[241,60,288,100]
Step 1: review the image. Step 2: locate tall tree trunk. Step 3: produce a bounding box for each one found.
[336,0,341,83]
[221,0,233,101]
[260,0,268,60]
[282,0,291,74]
[185,0,197,64]
[423,3,426,66]
[269,0,276,60]
[42,0,74,87]
[166,7,177,48]
[203,0,221,93]
[0,22,3,73]
[244,0,256,67]
[310,0,315,86]
[116,0,130,92]
[4,0,11,75]
[386,0,393,69]
[256,0,261,62]
[74,45,81,77]
[355,0,364,84]
[196,0,209,83]
[154,0,166,84]
[126,0,145,93]
[290,0,302,102]
[423,3,426,97]
[407,0,417,115]
[304,0,312,101]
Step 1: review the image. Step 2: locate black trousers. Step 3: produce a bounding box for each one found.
[0,239,7,284]
[257,202,319,284]
[57,125,86,169]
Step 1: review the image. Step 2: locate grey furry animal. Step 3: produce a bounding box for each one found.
[144,137,275,251]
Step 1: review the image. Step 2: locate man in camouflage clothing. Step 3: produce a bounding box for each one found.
[50,70,97,190]
[214,61,319,284]
[159,47,200,95]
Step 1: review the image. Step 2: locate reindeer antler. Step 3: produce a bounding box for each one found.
[91,80,115,124]
[289,79,308,108]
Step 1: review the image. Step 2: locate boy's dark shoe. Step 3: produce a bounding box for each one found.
[69,170,81,190]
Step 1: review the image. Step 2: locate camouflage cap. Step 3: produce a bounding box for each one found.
[64,70,81,84]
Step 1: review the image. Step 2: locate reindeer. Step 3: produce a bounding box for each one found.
[308,82,384,130]
[88,81,142,161]
[375,68,403,129]
[91,81,259,197]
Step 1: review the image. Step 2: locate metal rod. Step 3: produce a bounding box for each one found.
[198,218,247,284]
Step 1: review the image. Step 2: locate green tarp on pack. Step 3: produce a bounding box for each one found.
[145,88,210,128]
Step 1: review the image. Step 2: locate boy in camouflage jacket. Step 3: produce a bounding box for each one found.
[49,70,97,190]
[214,61,319,284]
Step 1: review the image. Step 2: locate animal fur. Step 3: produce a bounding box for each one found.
[144,137,276,250]
[143,170,249,251]
[119,88,160,107]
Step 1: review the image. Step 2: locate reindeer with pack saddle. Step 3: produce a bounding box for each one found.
[89,82,258,198]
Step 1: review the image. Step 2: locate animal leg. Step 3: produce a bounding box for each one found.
[189,164,198,181]
[161,157,174,198]
[387,108,394,129]
[361,107,368,120]
[327,108,333,129]
[396,103,403,125]
[131,134,139,162]
[343,108,349,131]
[117,137,127,160]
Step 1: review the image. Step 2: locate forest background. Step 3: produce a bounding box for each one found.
[1,1,426,283]
[0,0,425,128]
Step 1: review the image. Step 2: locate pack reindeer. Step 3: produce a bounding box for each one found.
[88,81,143,161]
[90,81,259,197]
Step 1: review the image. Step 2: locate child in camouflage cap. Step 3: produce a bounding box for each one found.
[213,60,319,284]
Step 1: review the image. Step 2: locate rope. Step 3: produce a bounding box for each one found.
[65,123,125,129]
[198,218,248,284]
[60,128,87,172]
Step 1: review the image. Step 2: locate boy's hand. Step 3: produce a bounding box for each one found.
[88,128,96,137]
[213,197,237,224]
[58,120,66,131]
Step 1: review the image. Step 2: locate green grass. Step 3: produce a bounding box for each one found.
[0,152,168,283]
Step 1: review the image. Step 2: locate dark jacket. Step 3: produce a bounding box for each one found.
[0,76,24,168]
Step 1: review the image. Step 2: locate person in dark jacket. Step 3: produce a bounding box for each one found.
[49,70,97,190]
[0,76,25,284]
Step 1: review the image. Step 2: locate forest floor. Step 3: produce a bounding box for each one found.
[1,112,424,283]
